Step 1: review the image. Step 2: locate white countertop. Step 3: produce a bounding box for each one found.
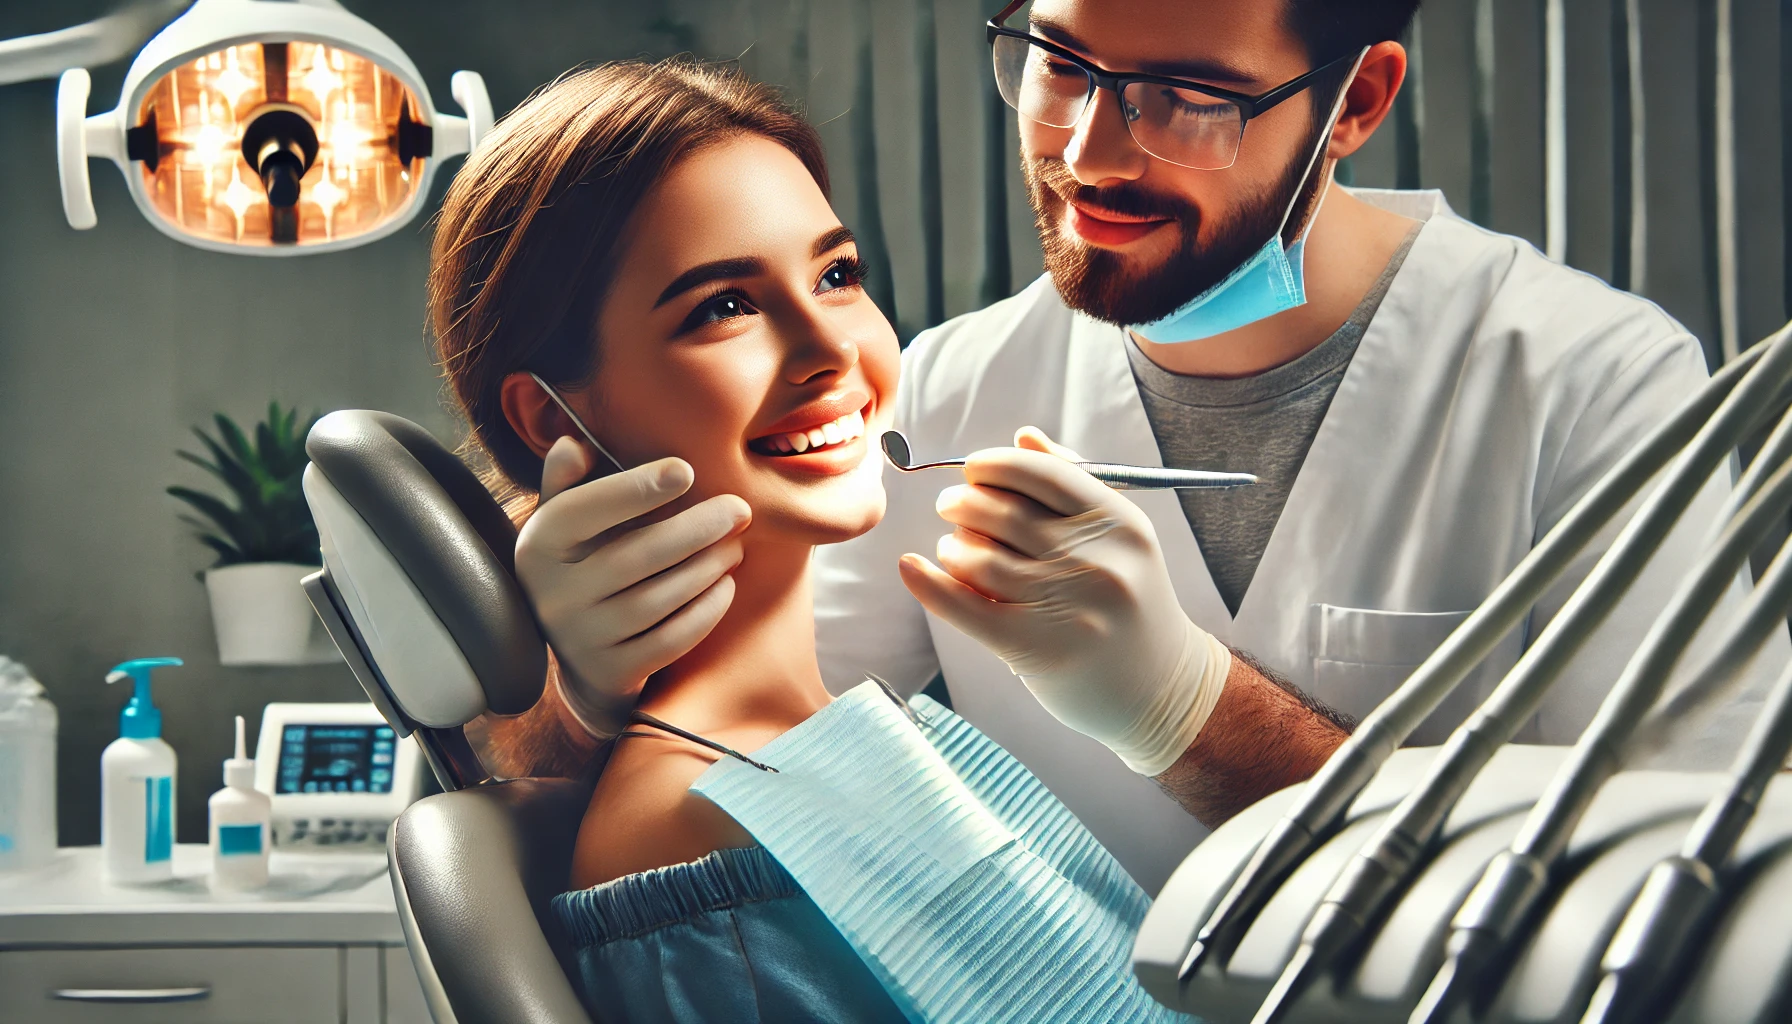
[0,845,404,947]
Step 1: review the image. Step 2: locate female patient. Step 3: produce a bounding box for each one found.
[430,61,1177,1024]
[428,61,908,1021]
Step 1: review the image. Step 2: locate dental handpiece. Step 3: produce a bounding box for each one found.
[880,430,1256,491]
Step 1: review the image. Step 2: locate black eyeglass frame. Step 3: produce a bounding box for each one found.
[986,0,1361,128]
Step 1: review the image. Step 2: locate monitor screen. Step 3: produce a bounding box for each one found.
[275,723,398,795]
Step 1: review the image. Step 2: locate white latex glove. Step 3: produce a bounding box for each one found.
[514,437,750,738]
[897,427,1231,776]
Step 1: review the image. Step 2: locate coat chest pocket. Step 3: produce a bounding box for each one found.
[1308,604,1473,736]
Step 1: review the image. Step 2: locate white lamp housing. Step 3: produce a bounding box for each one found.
[56,0,491,255]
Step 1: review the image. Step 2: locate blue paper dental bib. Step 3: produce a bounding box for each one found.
[691,683,1192,1024]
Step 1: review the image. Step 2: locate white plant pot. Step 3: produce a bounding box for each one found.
[203,563,338,666]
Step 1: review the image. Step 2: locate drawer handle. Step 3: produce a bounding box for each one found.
[53,986,211,1003]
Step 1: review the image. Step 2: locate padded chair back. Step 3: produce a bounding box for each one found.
[302,409,547,786]
[299,411,592,1023]
[390,778,595,1024]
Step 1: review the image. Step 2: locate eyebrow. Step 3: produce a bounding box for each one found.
[653,257,764,308]
[1029,17,1261,88]
[652,227,861,308]
[813,225,856,258]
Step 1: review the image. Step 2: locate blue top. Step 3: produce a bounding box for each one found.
[552,845,908,1024]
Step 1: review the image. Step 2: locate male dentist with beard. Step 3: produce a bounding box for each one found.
[813,0,1785,894]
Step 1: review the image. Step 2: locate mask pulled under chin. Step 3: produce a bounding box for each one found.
[1128,231,1311,344]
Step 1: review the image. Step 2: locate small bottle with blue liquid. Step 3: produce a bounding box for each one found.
[209,714,271,891]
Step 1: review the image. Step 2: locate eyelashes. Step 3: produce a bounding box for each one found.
[674,254,872,335]
[819,255,871,292]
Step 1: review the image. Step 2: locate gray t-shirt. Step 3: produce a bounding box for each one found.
[1127,227,1420,616]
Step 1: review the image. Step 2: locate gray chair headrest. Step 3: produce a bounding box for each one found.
[305,410,545,721]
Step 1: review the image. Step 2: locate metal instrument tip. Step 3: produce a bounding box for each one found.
[880,430,913,469]
[1252,942,1320,1024]
[1409,953,1466,1024]
[1177,939,1209,984]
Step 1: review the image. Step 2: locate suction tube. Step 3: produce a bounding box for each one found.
[1412,443,1792,1024]
[1580,646,1792,1024]
[1248,325,1792,1024]
[1177,334,1784,983]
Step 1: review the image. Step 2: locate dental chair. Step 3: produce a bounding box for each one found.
[300,410,595,1024]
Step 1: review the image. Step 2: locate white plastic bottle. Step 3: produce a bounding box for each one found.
[0,657,57,872]
[101,658,181,884]
[209,715,271,891]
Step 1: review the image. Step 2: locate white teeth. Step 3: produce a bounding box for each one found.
[760,408,869,455]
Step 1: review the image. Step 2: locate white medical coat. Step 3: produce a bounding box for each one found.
[814,189,1785,894]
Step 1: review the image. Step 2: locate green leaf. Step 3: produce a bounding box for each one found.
[195,534,246,566]
[172,403,321,564]
[167,485,256,552]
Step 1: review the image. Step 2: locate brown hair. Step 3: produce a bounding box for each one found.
[428,60,828,778]
[430,58,828,507]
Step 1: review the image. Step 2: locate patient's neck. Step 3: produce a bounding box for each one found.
[634,537,830,739]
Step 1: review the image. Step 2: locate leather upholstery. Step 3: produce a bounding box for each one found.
[391,778,595,1024]
[306,410,546,716]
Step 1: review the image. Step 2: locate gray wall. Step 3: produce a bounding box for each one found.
[1,0,1785,845]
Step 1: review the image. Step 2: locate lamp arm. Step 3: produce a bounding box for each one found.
[0,1,192,87]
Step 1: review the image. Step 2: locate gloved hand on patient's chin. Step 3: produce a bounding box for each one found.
[897,427,1231,776]
[514,437,750,738]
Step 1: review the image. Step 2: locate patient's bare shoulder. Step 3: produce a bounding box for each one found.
[567,728,757,891]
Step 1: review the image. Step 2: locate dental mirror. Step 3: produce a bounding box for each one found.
[879,429,1256,491]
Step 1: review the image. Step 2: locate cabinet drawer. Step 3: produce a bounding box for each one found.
[0,946,340,1023]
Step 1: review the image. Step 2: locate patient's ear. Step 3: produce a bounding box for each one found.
[500,371,582,459]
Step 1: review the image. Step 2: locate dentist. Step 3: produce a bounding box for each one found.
[508,0,1781,896]
[813,0,1783,893]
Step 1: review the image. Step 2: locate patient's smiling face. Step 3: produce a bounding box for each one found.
[577,136,899,545]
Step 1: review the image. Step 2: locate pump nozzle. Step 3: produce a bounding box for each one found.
[106,657,182,740]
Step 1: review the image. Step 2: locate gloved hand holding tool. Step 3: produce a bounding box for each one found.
[897,427,1233,777]
[514,437,750,738]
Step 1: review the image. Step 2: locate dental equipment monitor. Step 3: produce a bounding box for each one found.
[253,702,424,851]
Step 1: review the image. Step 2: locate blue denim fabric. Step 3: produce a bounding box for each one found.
[553,845,910,1024]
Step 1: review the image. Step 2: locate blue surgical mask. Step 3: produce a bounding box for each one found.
[1129,51,1365,345]
[1131,230,1312,343]
[692,682,1189,1024]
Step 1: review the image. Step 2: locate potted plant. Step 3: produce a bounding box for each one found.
[169,402,336,666]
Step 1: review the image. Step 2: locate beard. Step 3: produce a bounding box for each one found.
[1024,126,1330,327]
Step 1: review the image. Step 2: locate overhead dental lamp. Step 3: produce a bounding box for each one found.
[49,0,491,254]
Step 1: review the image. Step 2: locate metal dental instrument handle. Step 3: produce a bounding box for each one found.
[1631,520,1792,755]
[530,372,628,475]
[1626,399,1792,748]
[880,430,1257,490]
[1578,654,1792,1024]
[1248,327,1792,1024]
[1176,335,1783,985]
[1410,450,1792,1024]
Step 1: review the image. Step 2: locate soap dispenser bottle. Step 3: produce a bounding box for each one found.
[208,715,271,891]
[101,657,181,883]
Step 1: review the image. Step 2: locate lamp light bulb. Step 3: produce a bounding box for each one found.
[311,173,344,238]
[222,168,257,239]
[211,47,254,109]
[303,45,341,102]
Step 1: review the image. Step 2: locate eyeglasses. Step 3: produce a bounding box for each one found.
[986,1,1359,171]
